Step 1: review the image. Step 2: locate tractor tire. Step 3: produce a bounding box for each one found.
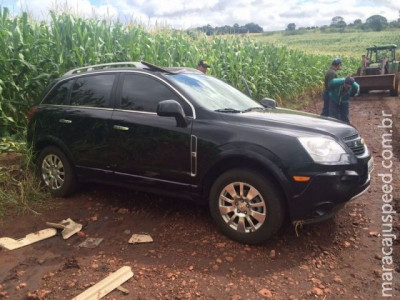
[390,73,399,97]
[389,75,399,97]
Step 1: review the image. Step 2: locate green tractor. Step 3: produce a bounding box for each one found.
[354,44,399,96]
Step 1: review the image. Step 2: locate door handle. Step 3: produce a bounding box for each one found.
[113,125,129,131]
[59,119,72,124]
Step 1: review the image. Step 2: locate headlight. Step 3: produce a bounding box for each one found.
[298,137,346,163]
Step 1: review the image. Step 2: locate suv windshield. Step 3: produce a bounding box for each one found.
[166,73,262,112]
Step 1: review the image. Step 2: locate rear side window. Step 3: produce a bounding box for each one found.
[70,74,115,108]
[121,73,192,115]
[42,80,73,105]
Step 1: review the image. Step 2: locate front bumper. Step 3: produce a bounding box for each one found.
[289,156,373,224]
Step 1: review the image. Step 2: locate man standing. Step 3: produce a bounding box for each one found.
[321,58,342,116]
[197,60,211,74]
[328,76,359,123]
[360,54,369,75]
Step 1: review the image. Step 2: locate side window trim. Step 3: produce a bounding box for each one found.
[40,70,196,118]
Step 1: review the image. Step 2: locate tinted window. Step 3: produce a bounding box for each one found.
[70,74,115,108]
[121,74,192,115]
[42,80,73,105]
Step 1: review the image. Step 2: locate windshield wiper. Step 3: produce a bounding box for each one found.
[242,107,265,113]
[215,108,242,113]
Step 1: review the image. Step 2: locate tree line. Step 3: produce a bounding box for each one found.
[286,13,400,33]
[195,23,263,35]
[194,13,400,35]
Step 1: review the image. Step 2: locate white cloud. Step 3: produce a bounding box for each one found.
[93,5,118,18]
[15,0,94,18]
[6,0,400,31]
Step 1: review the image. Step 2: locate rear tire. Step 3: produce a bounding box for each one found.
[209,169,285,245]
[37,146,78,197]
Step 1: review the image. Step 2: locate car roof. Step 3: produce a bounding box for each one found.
[62,61,202,77]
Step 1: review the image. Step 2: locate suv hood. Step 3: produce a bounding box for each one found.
[226,108,357,139]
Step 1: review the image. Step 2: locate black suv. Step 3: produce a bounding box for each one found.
[27,62,373,244]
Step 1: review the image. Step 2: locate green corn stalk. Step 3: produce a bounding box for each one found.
[0,8,380,139]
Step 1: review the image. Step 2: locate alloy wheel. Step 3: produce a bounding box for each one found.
[41,154,65,191]
[218,181,267,233]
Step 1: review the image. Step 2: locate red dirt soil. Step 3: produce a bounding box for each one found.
[0,93,399,299]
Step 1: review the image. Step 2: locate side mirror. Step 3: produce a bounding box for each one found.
[260,98,277,109]
[157,100,188,127]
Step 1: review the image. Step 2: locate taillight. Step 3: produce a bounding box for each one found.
[27,106,38,122]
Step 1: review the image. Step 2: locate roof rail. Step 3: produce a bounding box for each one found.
[63,62,142,76]
[63,61,177,76]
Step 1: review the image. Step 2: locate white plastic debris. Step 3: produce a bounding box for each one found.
[128,233,153,244]
[72,266,133,300]
[46,218,82,239]
[0,228,57,250]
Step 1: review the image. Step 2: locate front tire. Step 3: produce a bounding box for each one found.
[209,169,285,244]
[37,146,78,197]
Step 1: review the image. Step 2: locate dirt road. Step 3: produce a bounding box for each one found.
[0,94,399,299]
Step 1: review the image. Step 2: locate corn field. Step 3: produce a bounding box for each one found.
[0,7,360,139]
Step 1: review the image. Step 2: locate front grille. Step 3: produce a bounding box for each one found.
[343,134,358,141]
[343,134,366,156]
[350,145,366,156]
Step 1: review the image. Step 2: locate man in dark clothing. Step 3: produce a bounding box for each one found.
[321,58,342,116]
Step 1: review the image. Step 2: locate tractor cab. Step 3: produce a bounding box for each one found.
[354,44,399,96]
[363,44,397,75]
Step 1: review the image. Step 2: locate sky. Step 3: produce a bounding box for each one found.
[1,0,399,31]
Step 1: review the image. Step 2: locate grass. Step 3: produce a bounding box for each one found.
[0,143,48,219]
